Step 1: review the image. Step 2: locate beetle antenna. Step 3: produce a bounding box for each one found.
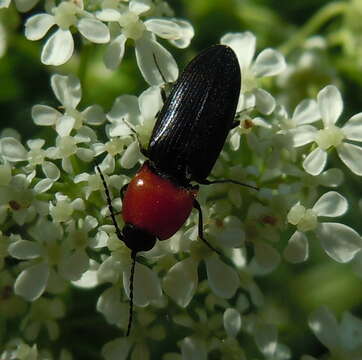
[126,250,137,336]
[201,178,259,191]
[95,164,125,241]
[152,53,168,85]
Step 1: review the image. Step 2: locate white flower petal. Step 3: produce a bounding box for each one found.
[223,308,241,338]
[309,306,341,349]
[253,88,275,115]
[342,113,362,141]
[25,14,55,40]
[96,9,121,22]
[180,337,207,360]
[34,178,54,193]
[59,250,89,281]
[205,255,239,298]
[144,19,182,40]
[316,222,362,263]
[123,262,162,307]
[254,242,280,271]
[102,337,132,360]
[42,161,60,180]
[303,147,327,176]
[104,34,127,70]
[78,18,110,44]
[0,137,27,161]
[41,29,74,66]
[32,105,61,126]
[82,105,106,125]
[254,323,278,358]
[313,191,347,217]
[135,35,178,85]
[253,48,286,77]
[163,257,198,307]
[168,19,194,48]
[292,99,320,125]
[340,312,362,350]
[55,116,75,137]
[8,240,42,259]
[139,86,162,120]
[51,74,81,109]
[318,168,344,187]
[120,141,141,169]
[289,125,317,147]
[14,0,38,12]
[337,142,362,175]
[14,262,49,301]
[318,85,343,126]
[221,32,256,69]
[129,0,151,15]
[284,231,309,263]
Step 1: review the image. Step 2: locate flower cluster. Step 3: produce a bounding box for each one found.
[2,0,362,359]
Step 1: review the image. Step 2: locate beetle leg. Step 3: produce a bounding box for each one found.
[200,178,258,191]
[193,199,221,255]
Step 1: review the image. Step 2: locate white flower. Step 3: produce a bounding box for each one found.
[25,2,110,66]
[32,74,106,131]
[221,31,286,114]
[97,0,193,84]
[309,306,362,360]
[284,191,362,263]
[295,85,362,176]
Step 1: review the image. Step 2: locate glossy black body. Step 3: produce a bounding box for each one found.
[147,45,241,186]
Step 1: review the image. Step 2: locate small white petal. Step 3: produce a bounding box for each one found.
[123,262,162,306]
[205,255,239,298]
[144,19,182,40]
[82,105,106,125]
[96,9,121,21]
[56,116,75,137]
[42,161,60,180]
[102,337,132,360]
[135,35,178,85]
[129,0,151,15]
[318,85,343,126]
[168,19,194,48]
[340,312,362,350]
[14,262,49,301]
[51,74,81,108]
[72,266,99,288]
[221,32,256,69]
[32,105,61,126]
[14,0,38,12]
[180,337,207,360]
[139,86,162,120]
[223,308,241,338]
[303,147,327,176]
[120,141,141,169]
[34,178,54,193]
[289,125,317,147]
[8,240,42,259]
[313,191,347,217]
[292,99,321,125]
[0,0,10,8]
[254,323,278,358]
[0,137,27,161]
[337,142,362,175]
[284,231,309,263]
[342,113,362,141]
[78,18,110,44]
[59,250,89,281]
[25,14,55,40]
[104,34,127,70]
[254,88,275,115]
[309,306,341,349]
[316,222,362,263]
[318,168,344,187]
[163,257,198,307]
[41,29,74,66]
[253,48,286,77]
[254,242,280,271]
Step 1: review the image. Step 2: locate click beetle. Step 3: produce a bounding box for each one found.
[97,44,256,336]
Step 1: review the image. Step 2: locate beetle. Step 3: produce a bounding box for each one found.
[96,44,256,336]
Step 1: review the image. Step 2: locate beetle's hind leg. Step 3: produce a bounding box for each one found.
[193,199,221,256]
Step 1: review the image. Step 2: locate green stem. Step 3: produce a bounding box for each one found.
[78,43,91,93]
[279,2,348,56]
